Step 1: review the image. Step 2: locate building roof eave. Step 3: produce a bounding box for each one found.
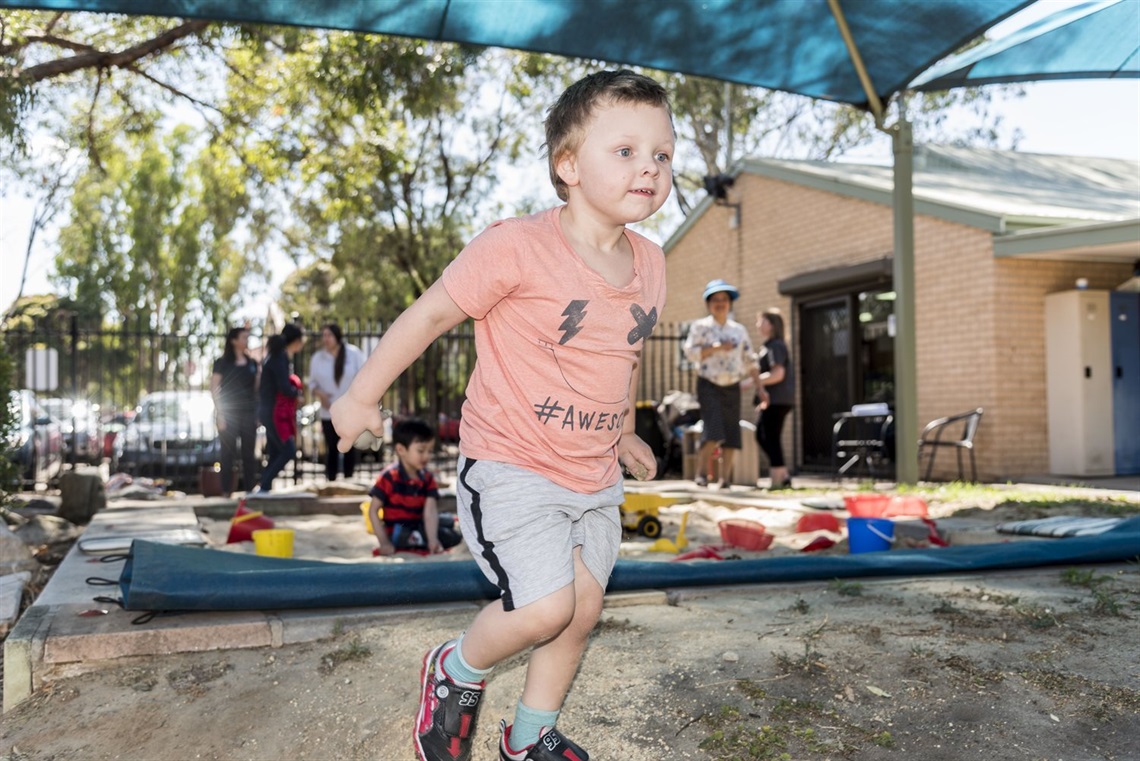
[737,158,1007,233]
[993,218,1140,263]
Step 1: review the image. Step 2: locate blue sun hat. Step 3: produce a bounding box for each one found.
[702,279,740,301]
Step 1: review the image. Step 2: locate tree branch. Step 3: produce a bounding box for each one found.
[17,19,211,84]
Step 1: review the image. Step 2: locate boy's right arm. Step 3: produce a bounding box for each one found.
[332,279,469,451]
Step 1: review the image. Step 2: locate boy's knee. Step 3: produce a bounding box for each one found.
[517,589,577,642]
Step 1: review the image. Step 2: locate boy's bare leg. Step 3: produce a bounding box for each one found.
[457,547,602,711]
[519,549,603,710]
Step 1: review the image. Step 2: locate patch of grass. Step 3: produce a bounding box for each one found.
[1019,667,1140,719]
[1091,588,1125,617]
[1013,603,1061,629]
[872,731,896,748]
[697,682,876,759]
[166,661,232,694]
[774,642,826,676]
[829,579,863,597]
[789,597,810,614]
[1060,567,1128,617]
[933,600,960,615]
[974,589,1020,606]
[892,482,1140,516]
[1061,568,1113,589]
[319,637,372,675]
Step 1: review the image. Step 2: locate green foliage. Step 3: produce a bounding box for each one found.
[2,10,1026,330]
[53,124,248,334]
[0,337,19,502]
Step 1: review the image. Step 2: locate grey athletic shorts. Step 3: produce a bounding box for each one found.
[455,456,623,612]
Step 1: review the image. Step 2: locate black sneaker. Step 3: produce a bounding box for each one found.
[499,720,590,760]
[414,641,485,761]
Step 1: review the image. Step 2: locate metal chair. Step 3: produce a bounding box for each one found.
[832,409,893,481]
[917,408,983,482]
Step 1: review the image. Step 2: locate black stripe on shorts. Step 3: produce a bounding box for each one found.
[458,457,516,611]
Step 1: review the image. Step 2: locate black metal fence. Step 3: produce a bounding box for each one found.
[4,315,697,491]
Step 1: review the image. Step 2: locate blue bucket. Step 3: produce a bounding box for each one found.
[847,517,894,553]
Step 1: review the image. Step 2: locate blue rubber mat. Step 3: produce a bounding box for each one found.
[106,517,1140,613]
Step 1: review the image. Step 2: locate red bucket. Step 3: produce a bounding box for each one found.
[718,519,774,551]
[226,501,275,543]
[843,493,892,517]
[843,493,930,518]
[795,513,841,533]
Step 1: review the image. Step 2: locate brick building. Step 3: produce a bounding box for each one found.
[654,145,1139,481]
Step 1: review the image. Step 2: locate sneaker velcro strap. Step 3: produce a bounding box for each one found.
[527,728,588,761]
[439,683,483,737]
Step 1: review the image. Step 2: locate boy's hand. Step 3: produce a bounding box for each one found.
[427,540,444,555]
[331,395,384,453]
[618,432,657,481]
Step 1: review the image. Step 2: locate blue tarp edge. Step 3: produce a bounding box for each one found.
[114,517,1140,612]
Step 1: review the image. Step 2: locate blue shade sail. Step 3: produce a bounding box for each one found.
[912,0,1140,90]
[0,0,1032,109]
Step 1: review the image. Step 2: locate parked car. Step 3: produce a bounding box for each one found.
[101,409,135,460]
[41,397,103,464]
[113,390,221,486]
[6,389,64,488]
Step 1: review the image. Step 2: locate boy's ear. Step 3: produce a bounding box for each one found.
[555,151,579,190]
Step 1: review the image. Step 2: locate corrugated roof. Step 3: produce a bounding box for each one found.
[744,145,1140,225]
[665,145,1140,258]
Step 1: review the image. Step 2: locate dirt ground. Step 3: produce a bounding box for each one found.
[3,489,1139,760]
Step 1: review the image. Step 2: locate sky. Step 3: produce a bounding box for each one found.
[2,0,1138,320]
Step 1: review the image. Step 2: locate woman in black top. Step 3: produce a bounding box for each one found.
[754,308,795,489]
[256,323,305,493]
[210,326,259,496]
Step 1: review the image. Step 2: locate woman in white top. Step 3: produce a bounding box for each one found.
[682,280,761,488]
[308,323,366,481]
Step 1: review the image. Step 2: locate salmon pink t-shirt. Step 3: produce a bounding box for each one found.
[441,206,667,492]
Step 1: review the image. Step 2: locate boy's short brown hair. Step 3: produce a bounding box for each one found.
[544,69,673,202]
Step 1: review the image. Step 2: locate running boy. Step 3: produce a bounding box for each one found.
[366,417,460,556]
[332,69,674,761]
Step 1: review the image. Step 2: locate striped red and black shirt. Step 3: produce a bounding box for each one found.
[368,462,440,524]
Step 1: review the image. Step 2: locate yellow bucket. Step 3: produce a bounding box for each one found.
[360,500,384,534]
[252,528,295,558]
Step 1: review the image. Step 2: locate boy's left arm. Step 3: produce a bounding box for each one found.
[617,358,656,481]
[422,496,443,554]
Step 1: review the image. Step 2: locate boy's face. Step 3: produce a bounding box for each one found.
[557,100,674,225]
[395,439,434,472]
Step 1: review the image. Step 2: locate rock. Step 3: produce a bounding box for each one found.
[58,471,106,524]
[0,524,38,574]
[11,497,59,516]
[0,571,33,636]
[12,514,80,547]
[722,651,739,662]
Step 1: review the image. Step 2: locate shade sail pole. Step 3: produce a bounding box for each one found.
[891,116,919,484]
[828,0,918,483]
[826,0,884,122]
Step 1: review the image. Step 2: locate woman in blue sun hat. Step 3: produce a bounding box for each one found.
[682,279,761,488]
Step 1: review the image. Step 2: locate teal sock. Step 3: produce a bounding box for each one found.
[441,637,492,685]
[510,700,560,751]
